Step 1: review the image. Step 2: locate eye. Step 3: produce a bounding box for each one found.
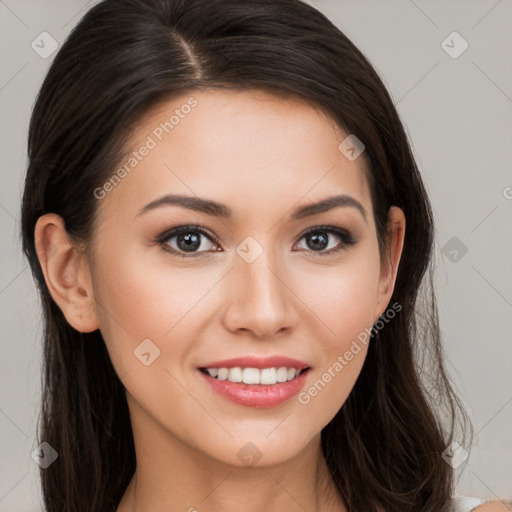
[294,226,356,256]
[156,224,357,258]
[157,225,219,258]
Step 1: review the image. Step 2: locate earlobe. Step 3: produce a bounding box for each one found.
[34,213,99,333]
[375,206,406,319]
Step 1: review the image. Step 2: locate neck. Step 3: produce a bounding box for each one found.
[116,400,345,512]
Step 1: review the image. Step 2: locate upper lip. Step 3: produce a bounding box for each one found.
[200,355,310,370]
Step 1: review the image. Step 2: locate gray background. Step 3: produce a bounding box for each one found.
[1,0,511,510]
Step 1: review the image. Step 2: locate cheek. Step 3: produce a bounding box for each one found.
[90,245,227,370]
[291,254,379,422]
[295,250,380,342]
[93,248,206,332]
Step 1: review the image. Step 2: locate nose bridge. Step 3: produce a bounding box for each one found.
[244,247,283,301]
[223,235,296,336]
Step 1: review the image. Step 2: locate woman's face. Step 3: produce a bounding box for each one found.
[47,89,405,467]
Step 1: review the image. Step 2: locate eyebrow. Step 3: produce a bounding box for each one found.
[136,193,368,224]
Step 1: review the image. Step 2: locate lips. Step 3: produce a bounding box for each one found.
[197,355,311,408]
[200,355,310,370]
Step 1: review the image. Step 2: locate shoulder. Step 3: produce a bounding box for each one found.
[452,497,511,512]
[472,503,511,512]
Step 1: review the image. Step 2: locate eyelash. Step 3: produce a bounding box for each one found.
[156,224,357,259]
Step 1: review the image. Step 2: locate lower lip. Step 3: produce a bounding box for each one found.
[198,369,310,408]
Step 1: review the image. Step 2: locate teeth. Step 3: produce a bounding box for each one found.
[205,366,303,385]
[260,368,276,385]
[243,367,260,384]
[276,367,288,382]
[228,367,243,382]
[217,368,228,380]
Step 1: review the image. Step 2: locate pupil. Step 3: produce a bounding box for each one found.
[178,233,200,251]
[309,232,327,251]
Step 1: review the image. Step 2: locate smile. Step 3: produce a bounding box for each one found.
[198,366,311,408]
[200,366,306,385]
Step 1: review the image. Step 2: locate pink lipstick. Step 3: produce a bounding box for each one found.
[197,355,311,408]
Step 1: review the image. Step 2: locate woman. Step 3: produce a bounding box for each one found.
[20,0,505,510]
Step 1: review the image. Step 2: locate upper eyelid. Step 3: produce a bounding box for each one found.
[157,225,218,244]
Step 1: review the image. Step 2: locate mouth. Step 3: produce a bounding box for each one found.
[197,358,312,408]
[199,366,309,385]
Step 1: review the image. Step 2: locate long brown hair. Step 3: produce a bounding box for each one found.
[20,0,471,510]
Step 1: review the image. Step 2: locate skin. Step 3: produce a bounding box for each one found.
[34,88,409,511]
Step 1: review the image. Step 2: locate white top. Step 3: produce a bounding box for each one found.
[452,497,487,511]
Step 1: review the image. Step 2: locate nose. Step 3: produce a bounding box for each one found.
[222,247,299,339]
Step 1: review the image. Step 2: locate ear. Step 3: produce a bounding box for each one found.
[373,206,406,321]
[34,213,99,333]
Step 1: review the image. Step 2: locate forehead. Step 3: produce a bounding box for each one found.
[97,88,372,224]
